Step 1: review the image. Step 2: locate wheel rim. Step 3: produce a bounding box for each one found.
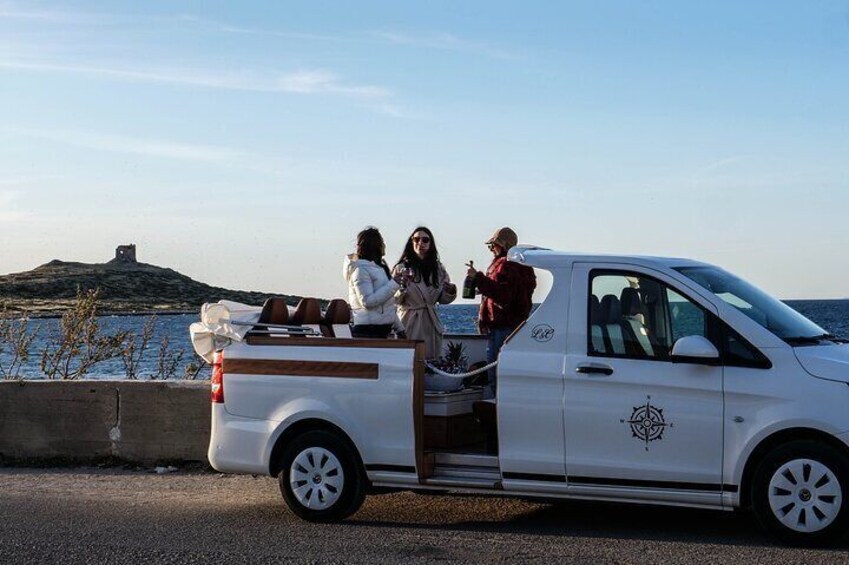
[289,447,344,510]
[768,458,843,533]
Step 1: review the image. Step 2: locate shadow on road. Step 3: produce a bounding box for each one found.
[351,495,849,551]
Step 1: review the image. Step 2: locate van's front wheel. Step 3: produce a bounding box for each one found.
[752,441,849,546]
[278,430,365,522]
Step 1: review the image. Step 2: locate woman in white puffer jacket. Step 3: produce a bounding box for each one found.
[343,227,407,338]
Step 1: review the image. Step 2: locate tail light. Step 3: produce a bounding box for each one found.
[211,350,224,403]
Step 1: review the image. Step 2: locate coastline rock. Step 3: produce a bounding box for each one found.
[0,260,310,315]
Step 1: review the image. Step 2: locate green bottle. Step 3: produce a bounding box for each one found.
[462,261,476,299]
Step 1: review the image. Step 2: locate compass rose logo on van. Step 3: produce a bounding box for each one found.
[621,396,673,451]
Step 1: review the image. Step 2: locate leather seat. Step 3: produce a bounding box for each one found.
[258,297,290,327]
[620,288,656,357]
[589,295,606,354]
[599,294,627,355]
[321,299,352,338]
[290,298,323,326]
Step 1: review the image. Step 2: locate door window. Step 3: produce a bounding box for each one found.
[589,271,708,361]
[667,287,707,344]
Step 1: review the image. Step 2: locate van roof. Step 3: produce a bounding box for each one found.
[507,246,713,271]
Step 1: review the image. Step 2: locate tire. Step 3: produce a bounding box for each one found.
[751,440,849,546]
[278,430,366,522]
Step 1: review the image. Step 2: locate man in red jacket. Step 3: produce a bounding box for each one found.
[466,227,536,397]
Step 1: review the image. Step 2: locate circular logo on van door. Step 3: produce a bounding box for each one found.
[620,396,673,451]
[531,324,555,342]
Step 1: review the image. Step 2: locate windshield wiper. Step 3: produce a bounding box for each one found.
[783,334,847,345]
[823,334,849,344]
[812,333,849,343]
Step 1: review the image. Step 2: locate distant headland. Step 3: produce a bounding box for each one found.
[0,244,305,316]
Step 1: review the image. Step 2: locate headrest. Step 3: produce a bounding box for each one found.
[323,299,352,325]
[640,281,661,305]
[600,295,621,323]
[620,288,645,317]
[590,295,602,325]
[291,297,322,325]
[259,297,289,325]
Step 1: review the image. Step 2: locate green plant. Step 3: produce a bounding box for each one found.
[40,288,129,380]
[431,341,468,374]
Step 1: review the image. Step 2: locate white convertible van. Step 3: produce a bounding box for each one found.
[199,247,849,545]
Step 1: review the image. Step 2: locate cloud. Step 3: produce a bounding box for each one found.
[1,6,391,100]
[0,3,157,25]
[369,30,520,60]
[8,127,256,165]
[2,6,434,117]
[274,69,389,97]
[0,60,390,99]
[3,4,518,61]
[183,16,346,43]
[371,103,421,119]
[167,14,518,61]
[0,174,63,187]
[0,5,101,23]
[0,3,203,26]
[690,156,745,183]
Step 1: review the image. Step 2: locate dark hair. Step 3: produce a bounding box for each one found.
[356,226,391,278]
[396,226,440,287]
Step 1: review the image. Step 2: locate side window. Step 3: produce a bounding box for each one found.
[724,325,772,369]
[588,271,709,361]
[667,288,707,343]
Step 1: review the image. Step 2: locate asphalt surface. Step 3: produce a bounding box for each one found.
[1,467,848,564]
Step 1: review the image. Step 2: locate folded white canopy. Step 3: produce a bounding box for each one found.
[189,300,264,363]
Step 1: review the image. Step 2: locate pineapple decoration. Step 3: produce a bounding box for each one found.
[432,341,469,374]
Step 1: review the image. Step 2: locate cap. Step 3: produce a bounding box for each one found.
[485,227,518,250]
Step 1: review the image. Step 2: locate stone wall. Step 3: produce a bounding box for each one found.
[0,381,210,463]
[114,244,137,263]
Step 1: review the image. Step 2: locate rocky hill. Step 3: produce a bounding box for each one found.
[0,259,304,316]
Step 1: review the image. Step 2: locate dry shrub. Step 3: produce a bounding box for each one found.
[40,288,129,380]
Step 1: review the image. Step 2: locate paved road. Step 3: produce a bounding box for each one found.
[1,467,847,564]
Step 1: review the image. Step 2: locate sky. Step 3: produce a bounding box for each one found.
[1,0,847,302]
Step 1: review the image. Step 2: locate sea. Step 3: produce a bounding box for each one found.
[1,301,847,380]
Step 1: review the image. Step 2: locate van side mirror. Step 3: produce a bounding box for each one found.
[671,336,720,365]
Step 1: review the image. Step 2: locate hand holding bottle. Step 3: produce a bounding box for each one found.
[462,261,476,299]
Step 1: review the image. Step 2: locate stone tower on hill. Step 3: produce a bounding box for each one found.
[115,244,137,263]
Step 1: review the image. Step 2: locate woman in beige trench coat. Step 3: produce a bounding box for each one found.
[392,227,457,359]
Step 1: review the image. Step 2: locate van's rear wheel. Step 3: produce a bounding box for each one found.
[278,430,365,522]
[752,441,849,546]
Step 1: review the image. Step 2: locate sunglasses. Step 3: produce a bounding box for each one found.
[412,236,431,243]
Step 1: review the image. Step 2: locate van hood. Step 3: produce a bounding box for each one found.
[794,344,849,384]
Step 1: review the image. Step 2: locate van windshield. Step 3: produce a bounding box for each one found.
[674,266,826,343]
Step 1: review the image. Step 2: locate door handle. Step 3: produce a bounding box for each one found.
[576,363,613,376]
